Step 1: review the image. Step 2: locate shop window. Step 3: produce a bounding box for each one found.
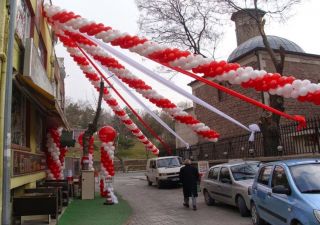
[15,0,32,46]
[11,86,27,146]
[35,110,44,152]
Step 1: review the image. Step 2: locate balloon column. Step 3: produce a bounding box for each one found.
[45,128,64,180]
[98,126,118,204]
[78,132,95,171]
[43,4,320,106]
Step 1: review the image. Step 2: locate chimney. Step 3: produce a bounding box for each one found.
[231,9,266,46]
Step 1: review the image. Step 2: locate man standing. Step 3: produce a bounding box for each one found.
[179,159,199,210]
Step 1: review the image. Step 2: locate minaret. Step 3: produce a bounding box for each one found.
[231,9,266,46]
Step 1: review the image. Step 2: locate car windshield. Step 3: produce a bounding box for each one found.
[231,162,260,181]
[157,158,180,168]
[290,163,320,193]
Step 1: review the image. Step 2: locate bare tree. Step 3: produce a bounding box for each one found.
[135,0,229,58]
[82,81,104,170]
[221,0,301,154]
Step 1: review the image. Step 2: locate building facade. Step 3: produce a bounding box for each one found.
[175,9,320,147]
[0,0,69,220]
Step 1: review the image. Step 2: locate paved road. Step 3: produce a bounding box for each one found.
[114,172,252,225]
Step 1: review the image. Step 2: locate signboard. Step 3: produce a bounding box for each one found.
[197,161,209,176]
[23,38,53,95]
[12,150,46,176]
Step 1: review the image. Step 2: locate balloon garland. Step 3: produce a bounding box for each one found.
[59,146,68,169]
[78,132,95,170]
[55,33,159,155]
[98,126,118,204]
[45,128,64,180]
[43,4,320,106]
[60,29,219,142]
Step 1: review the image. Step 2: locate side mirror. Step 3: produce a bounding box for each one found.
[221,178,232,184]
[272,185,291,195]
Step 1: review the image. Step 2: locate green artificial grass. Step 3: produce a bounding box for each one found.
[58,194,132,225]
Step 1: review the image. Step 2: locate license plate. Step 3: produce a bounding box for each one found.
[171,178,179,181]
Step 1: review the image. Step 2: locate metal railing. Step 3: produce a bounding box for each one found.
[173,117,320,161]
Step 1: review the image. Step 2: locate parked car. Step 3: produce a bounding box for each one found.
[145,156,182,188]
[251,158,320,225]
[200,160,260,216]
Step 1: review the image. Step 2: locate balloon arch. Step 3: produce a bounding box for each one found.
[43,3,319,202]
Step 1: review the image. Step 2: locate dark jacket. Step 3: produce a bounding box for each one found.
[179,164,199,197]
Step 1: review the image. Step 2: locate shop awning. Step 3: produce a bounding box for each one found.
[15,74,70,130]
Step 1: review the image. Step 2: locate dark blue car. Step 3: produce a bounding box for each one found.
[251,158,320,225]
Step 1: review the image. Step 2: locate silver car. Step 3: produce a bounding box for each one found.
[200,160,260,217]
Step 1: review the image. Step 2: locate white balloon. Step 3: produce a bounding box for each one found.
[307,83,318,93]
[276,87,284,96]
[299,87,309,96]
[53,155,59,161]
[269,89,277,95]
[290,91,299,98]
[301,79,311,87]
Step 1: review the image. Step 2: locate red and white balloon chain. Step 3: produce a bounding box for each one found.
[78,132,95,170]
[56,33,159,155]
[98,126,118,204]
[45,128,64,180]
[60,29,219,142]
[44,5,320,106]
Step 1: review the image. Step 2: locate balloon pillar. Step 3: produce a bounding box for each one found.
[98,126,118,204]
[45,128,64,180]
[78,132,95,171]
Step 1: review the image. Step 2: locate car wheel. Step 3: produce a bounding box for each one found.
[237,196,250,217]
[203,190,215,206]
[156,179,162,189]
[147,177,152,186]
[251,203,265,225]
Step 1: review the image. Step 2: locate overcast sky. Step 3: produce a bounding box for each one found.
[53,0,320,112]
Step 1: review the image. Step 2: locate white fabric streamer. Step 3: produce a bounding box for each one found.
[98,63,190,148]
[85,35,251,133]
[248,124,261,142]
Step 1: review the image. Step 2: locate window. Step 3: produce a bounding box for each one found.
[38,36,47,69]
[257,166,273,186]
[35,110,44,152]
[231,162,260,181]
[150,161,155,169]
[272,166,289,188]
[219,167,231,181]
[15,0,32,46]
[208,167,220,180]
[290,164,320,193]
[11,85,31,148]
[156,158,180,168]
[11,86,27,146]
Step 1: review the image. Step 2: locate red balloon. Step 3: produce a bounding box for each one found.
[98,126,117,142]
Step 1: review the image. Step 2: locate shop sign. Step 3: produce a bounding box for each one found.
[13,150,46,176]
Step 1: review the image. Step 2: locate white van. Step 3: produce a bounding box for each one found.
[145,156,182,188]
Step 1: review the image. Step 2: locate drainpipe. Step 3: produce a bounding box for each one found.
[2,0,17,224]
[0,0,8,222]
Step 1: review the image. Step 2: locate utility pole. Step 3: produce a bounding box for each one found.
[2,0,16,224]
